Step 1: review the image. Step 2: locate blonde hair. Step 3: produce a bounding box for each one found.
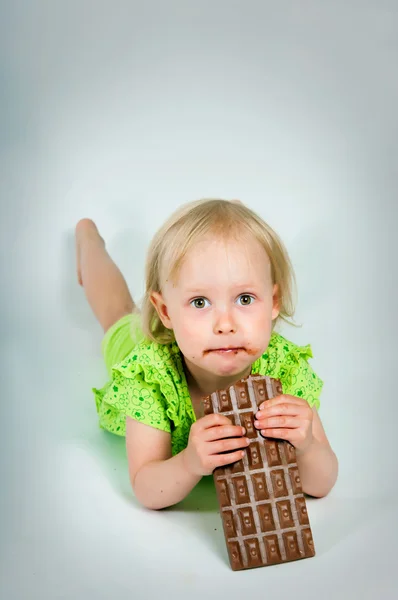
[140,198,298,344]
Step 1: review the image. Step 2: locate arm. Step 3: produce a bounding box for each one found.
[295,406,338,498]
[126,417,202,510]
[126,413,249,510]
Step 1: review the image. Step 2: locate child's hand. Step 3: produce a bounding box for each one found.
[254,395,314,453]
[182,414,250,476]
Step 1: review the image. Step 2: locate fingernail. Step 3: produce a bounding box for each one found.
[241,427,246,434]
[254,421,260,427]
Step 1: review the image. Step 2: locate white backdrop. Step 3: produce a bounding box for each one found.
[1,1,397,599]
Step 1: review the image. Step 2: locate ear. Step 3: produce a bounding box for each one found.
[150,291,173,329]
[271,283,280,320]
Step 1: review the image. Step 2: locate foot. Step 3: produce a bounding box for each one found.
[75,218,105,286]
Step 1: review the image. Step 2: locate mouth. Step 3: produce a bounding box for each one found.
[206,347,245,354]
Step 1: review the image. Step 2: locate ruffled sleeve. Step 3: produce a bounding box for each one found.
[93,339,189,437]
[101,368,172,432]
[278,342,324,410]
[254,333,324,410]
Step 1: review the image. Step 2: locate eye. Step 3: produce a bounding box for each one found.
[190,297,210,309]
[237,294,255,306]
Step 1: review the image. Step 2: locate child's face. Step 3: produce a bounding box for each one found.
[151,235,280,380]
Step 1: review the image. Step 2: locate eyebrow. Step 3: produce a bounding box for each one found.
[185,284,258,294]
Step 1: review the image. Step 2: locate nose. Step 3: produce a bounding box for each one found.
[213,308,237,335]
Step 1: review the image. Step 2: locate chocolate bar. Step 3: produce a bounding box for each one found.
[202,374,315,570]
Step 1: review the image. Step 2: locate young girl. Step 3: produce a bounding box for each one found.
[76,198,338,510]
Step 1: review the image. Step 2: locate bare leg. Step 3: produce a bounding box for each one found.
[75,218,137,333]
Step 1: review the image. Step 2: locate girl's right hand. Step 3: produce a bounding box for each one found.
[182,413,250,476]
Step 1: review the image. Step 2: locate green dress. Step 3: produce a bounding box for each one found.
[92,315,324,457]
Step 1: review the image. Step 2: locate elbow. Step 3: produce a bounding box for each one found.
[304,452,339,499]
[303,480,336,499]
[129,471,168,511]
[134,491,167,511]
[306,486,333,499]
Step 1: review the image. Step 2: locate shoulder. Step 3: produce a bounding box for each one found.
[112,336,182,389]
[106,337,188,427]
[253,331,324,410]
[268,331,314,364]
[255,331,314,373]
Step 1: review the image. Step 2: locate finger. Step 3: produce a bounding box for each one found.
[260,428,292,440]
[260,428,311,451]
[208,436,250,455]
[203,424,246,442]
[254,415,299,430]
[260,427,308,443]
[212,449,246,468]
[256,401,309,419]
[195,412,235,431]
[258,395,307,411]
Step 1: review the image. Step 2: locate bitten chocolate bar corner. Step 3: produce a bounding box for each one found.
[202,374,316,571]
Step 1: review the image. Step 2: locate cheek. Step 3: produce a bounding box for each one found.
[247,309,270,331]
[245,311,273,345]
[180,319,203,340]
[173,323,202,360]
[171,311,202,340]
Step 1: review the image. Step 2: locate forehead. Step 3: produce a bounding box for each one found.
[173,235,271,289]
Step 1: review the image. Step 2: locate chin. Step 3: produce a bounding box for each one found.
[210,361,250,378]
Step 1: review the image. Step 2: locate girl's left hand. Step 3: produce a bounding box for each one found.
[254,395,313,453]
